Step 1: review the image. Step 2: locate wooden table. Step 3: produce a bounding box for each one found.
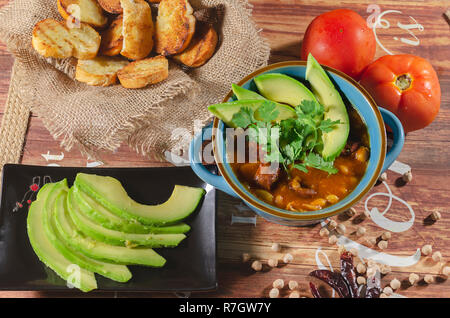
[0,0,449,298]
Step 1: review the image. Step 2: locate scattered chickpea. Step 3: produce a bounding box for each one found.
[288,280,298,290]
[380,264,391,275]
[268,258,279,268]
[442,266,450,277]
[289,291,300,298]
[367,259,377,268]
[251,260,262,271]
[379,172,388,182]
[349,248,359,257]
[356,263,367,274]
[432,251,443,262]
[356,226,366,237]
[366,266,378,278]
[402,171,412,183]
[345,207,356,217]
[390,278,401,290]
[271,243,281,252]
[378,240,388,250]
[421,244,433,256]
[337,245,346,254]
[283,253,293,264]
[272,278,284,289]
[336,224,346,235]
[383,286,393,295]
[269,288,280,298]
[357,276,366,285]
[319,227,330,237]
[328,235,338,245]
[242,253,251,263]
[381,231,392,241]
[366,237,377,246]
[409,273,419,285]
[379,293,389,298]
[424,274,434,284]
[328,220,337,230]
[430,211,441,221]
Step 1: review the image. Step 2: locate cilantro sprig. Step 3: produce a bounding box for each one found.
[230,100,341,175]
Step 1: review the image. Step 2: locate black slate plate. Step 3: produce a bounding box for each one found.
[0,164,217,293]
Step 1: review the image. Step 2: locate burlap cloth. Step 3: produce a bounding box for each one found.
[0,0,270,164]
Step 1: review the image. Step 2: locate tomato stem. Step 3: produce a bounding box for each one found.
[395,74,412,91]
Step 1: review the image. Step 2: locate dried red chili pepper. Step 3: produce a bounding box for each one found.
[340,251,359,297]
[309,270,352,298]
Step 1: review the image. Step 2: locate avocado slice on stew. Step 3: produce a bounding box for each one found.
[306,54,350,161]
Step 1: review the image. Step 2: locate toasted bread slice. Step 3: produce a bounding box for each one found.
[32,19,101,59]
[120,0,154,60]
[32,19,73,58]
[97,0,122,14]
[57,0,108,28]
[99,15,123,56]
[155,0,196,56]
[173,22,218,67]
[118,56,168,88]
[76,56,129,86]
[67,23,101,59]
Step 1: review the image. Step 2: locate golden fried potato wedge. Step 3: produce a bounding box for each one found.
[67,23,101,59]
[118,56,169,88]
[155,0,196,56]
[97,0,122,14]
[76,56,129,86]
[32,19,100,59]
[99,15,123,56]
[120,0,154,60]
[173,22,217,67]
[32,19,73,58]
[57,0,108,28]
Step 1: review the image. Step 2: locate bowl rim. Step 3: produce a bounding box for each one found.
[211,60,386,221]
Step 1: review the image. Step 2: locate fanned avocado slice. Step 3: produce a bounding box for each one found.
[74,173,206,226]
[208,99,296,128]
[68,187,187,247]
[306,54,350,161]
[43,181,132,283]
[73,185,190,234]
[27,183,97,292]
[53,191,166,267]
[231,83,266,101]
[254,73,318,107]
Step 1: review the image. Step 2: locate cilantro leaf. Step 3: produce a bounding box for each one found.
[256,100,280,123]
[231,106,255,128]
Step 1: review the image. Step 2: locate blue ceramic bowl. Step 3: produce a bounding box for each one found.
[190,61,404,226]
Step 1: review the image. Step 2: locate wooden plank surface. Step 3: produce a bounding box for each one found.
[0,0,449,298]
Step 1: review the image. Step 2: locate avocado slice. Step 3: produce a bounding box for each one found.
[27,183,97,292]
[305,54,350,160]
[74,173,206,226]
[73,185,190,234]
[67,187,187,247]
[43,181,132,283]
[231,83,266,101]
[53,191,166,267]
[254,73,318,107]
[208,99,296,128]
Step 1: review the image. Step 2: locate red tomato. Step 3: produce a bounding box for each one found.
[360,54,441,133]
[301,9,376,79]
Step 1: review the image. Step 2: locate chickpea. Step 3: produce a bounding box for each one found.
[328,220,337,230]
[390,278,401,290]
[311,198,327,207]
[424,274,434,284]
[288,280,298,290]
[380,264,391,275]
[355,146,370,162]
[345,207,356,217]
[268,258,278,268]
[242,253,251,263]
[336,224,346,235]
[337,245,346,255]
[326,194,339,204]
[328,235,338,245]
[338,164,350,175]
[442,266,450,277]
[379,172,388,182]
[269,288,279,298]
[283,253,293,264]
[430,211,441,221]
[402,170,412,183]
[289,291,300,298]
[432,251,443,262]
[381,231,392,240]
[366,237,377,246]
[421,244,432,256]
[409,273,419,285]
[357,276,366,285]
[383,286,393,295]
[356,263,366,274]
[379,293,389,298]
[274,195,283,206]
[272,278,284,289]
[319,227,330,237]
[378,240,388,250]
[271,243,281,252]
[349,248,358,257]
[251,260,262,271]
[356,226,366,237]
